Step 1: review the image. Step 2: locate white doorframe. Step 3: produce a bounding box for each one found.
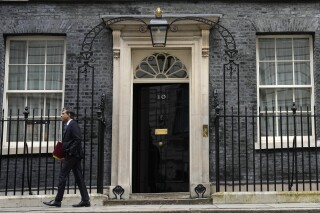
[107,17,214,199]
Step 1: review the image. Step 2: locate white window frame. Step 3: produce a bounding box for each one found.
[256,34,315,149]
[2,36,66,155]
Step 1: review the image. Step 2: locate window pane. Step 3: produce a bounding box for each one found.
[27,65,44,90]
[259,38,275,61]
[8,94,25,116]
[26,124,40,142]
[280,113,312,136]
[259,62,275,85]
[8,65,25,90]
[47,40,64,64]
[260,89,275,110]
[277,88,293,110]
[294,38,310,60]
[27,93,44,116]
[295,113,312,136]
[28,41,46,64]
[260,116,274,136]
[46,94,62,116]
[9,41,27,64]
[7,121,24,142]
[134,53,188,79]
[295,62,310,85]
[278,114,294,136]
[276,38,292,60]
[277,62,293,85]
[295,88,311,109]
[46,65,63,90]
[45,121,62,142]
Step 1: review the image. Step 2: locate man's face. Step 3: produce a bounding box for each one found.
[61,110,70,122]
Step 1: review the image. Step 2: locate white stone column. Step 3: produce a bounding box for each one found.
[189,30,210,198]
[110,30,132,199]
[201,29,210,196]
[117,38,133,199]
[111,30,120,186]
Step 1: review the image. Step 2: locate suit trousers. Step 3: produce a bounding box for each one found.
[55,156,89,202]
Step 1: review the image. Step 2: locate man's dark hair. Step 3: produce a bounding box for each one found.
[63,108,75,119]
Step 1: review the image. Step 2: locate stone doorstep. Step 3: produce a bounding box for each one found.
[0,193,108,208]
[105,192,211,206]
[212,191,320,204]
[103,198,212,206]
[130,192,191,200]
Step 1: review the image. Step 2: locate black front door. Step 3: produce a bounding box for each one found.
[132,83,189,193]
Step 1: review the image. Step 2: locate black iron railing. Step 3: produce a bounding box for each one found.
[214,104,320,192]
[2,103,320,195]
[0,107,105,196]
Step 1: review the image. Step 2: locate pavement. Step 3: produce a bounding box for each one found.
[2,194,320,213]
[2,203,320,213]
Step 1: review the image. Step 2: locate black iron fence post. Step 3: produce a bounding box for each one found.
[22,106,32,195]
[292,103,298,191]
[96,94,106,194]
[289,102,297,191]
[215,105,221,192]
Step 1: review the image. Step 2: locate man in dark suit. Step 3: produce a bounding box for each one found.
[43,108,90,207]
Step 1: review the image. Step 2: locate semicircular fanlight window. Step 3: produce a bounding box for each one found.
[134,53,189,79]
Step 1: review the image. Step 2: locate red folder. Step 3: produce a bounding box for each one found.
[53,141,65,160]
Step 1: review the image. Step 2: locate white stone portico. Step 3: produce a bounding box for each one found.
[101,14,220,199]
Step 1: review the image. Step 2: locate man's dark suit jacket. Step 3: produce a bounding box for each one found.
[62,120,84,159]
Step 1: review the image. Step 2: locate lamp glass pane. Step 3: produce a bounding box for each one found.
[150,25,168,46]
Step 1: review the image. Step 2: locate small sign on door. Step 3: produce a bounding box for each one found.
[155,128,168,135]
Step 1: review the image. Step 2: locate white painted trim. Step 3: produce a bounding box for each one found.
[110,22,211,198]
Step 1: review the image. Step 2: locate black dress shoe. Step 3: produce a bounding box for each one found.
[43,200,61,207]
[72,200,90,207]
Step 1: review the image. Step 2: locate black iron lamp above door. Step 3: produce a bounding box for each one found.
[148,8,169,47]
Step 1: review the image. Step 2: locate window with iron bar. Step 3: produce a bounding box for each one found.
[2,36,66,155]
[256,35,315,149]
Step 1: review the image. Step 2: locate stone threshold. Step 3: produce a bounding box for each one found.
[104,192,211,205]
